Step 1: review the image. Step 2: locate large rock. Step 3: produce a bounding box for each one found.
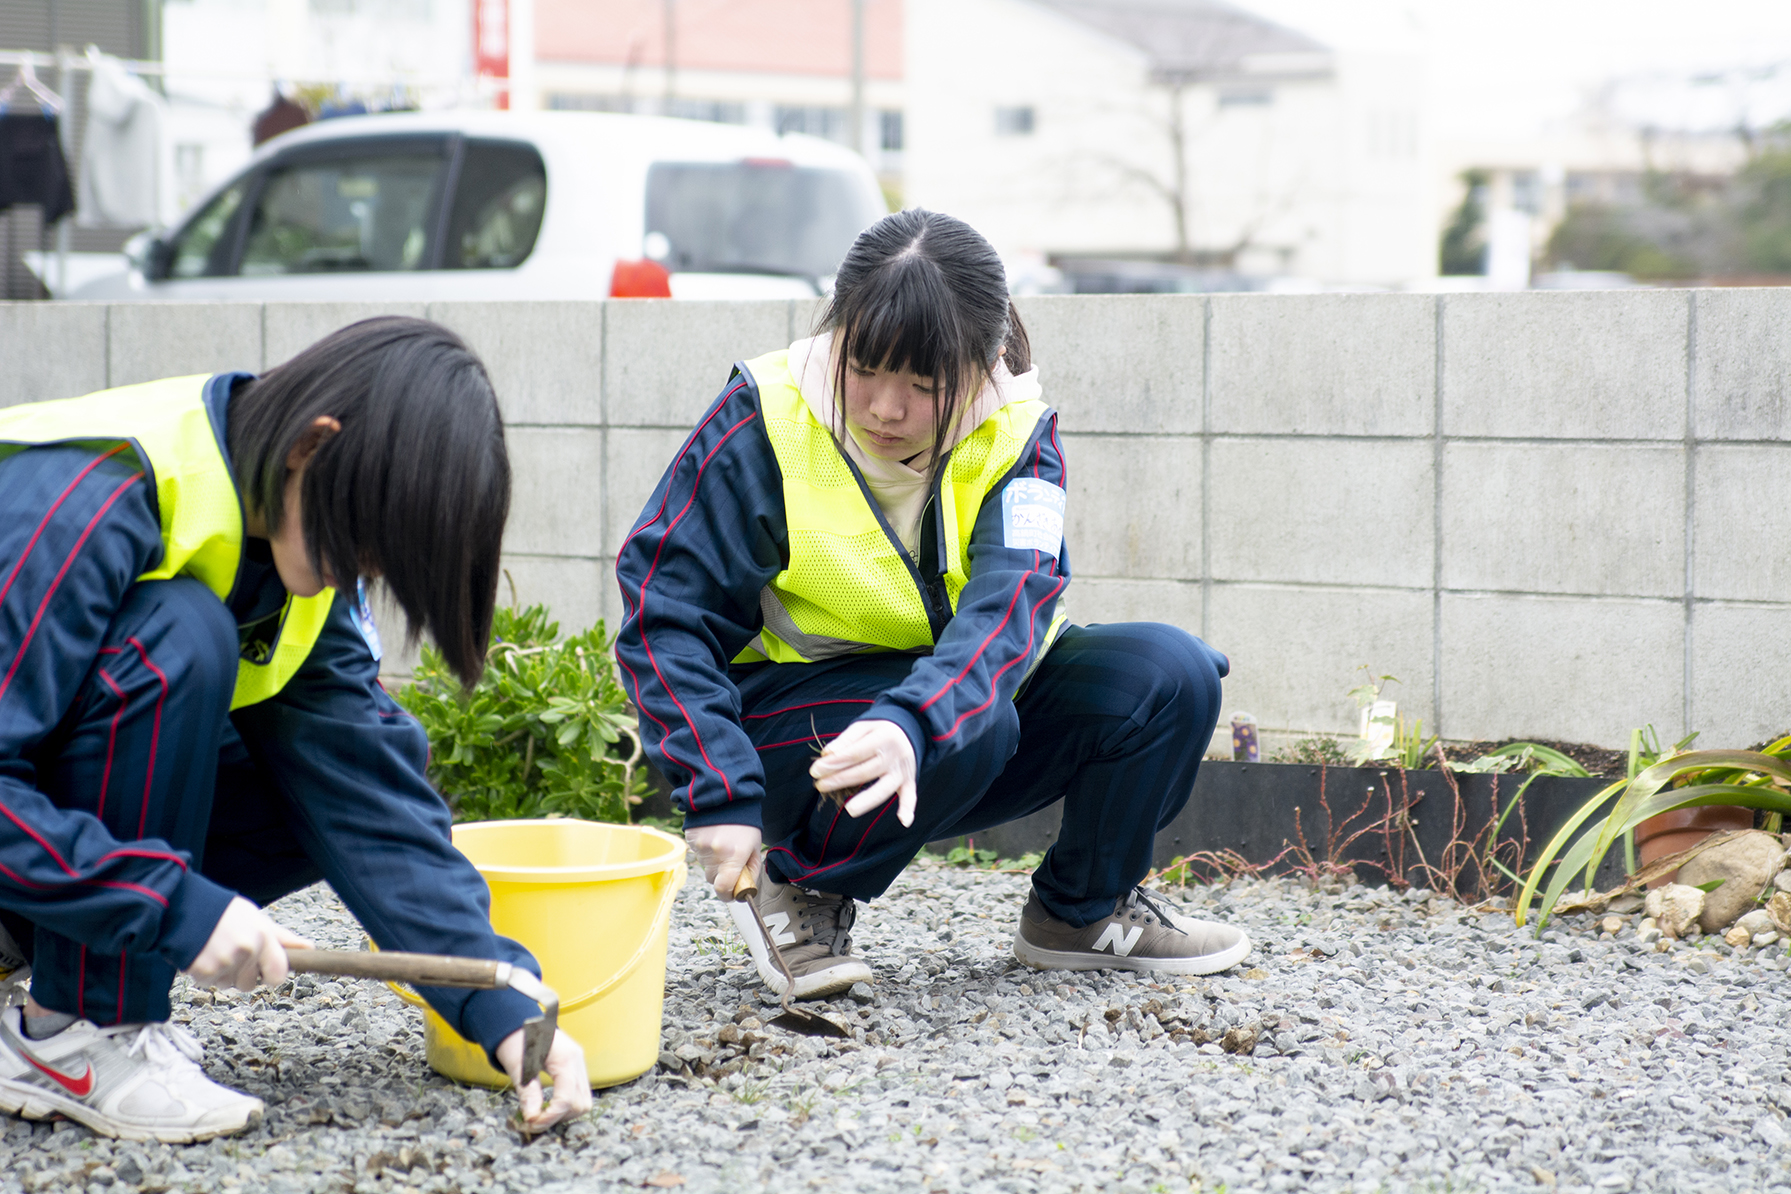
[1643,883,1705,938]
[1676,831,1788,932]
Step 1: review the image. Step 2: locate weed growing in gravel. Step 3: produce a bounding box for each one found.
[730,1078,770,1105]
[691,931,746,957]
[785,1088,820,1123]
[941,842,1045,872]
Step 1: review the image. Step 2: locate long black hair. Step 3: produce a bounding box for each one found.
[229,316,510,688]
[820,209,1030,482]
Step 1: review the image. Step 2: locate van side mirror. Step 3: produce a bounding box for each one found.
[126,231,173,281]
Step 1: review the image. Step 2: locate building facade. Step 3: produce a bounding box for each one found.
[531,0,907,189]
[905,0,1434,288]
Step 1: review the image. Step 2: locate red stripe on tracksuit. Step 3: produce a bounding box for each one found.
[627,410,762,806]
[0,471,146,705]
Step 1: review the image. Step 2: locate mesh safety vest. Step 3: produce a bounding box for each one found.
[734,350,1069,667]
[0,375,334,709]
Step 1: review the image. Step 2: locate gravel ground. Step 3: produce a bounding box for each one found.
[4,857,1790,1194]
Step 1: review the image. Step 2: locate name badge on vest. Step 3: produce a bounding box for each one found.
[1001,478,1066,558]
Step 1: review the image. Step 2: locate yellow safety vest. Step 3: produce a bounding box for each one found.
[734,350,1069,669]
[0,375,335,709]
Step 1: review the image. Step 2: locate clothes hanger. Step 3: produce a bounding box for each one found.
[0,61,65,116]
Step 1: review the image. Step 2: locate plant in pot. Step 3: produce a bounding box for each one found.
[1513,733,1791,929]
[1623,725,1753,882]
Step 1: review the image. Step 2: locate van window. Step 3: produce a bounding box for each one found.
[240,151,445,275]
[644,161,880,281]
[444,140,547,269]
[167,183,245,278]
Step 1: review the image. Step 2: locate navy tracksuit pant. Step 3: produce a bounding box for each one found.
[743,622,1226,927]
[4,578,364,1024]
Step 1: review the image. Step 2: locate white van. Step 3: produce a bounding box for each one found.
[64,110,889,301]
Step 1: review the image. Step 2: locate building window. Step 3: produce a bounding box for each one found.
[667,99,747,124]
[1511,170,1542,215]
[994,106,1034,136]
[548,94,745,124]
[1218,88,1273,108]
[880,109,904,152]
[547,93,629,112]
[776,105,848,142]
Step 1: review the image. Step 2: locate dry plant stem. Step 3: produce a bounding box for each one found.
[1150,757,1543,902]
[809,714,863,808]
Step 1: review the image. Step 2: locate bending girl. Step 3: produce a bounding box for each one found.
[0,318,587,1140]
[617,211,1248,997]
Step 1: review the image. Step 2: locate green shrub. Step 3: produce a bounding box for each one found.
[396,604,649,824]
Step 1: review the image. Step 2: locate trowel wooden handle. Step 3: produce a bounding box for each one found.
[285,948,505,989]
[732,864,759,903]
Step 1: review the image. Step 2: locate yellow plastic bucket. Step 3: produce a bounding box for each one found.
[390,819,686,1089]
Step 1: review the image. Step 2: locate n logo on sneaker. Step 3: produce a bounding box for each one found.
[1092,924,1144,957]
[21,1052,93,1097]
[762,911,798,947]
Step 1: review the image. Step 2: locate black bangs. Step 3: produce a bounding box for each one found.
[836,249,973,413]
[820,209,1028,485]
[229,316,510,690]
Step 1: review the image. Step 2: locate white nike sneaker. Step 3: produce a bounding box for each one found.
[0,1006,263,1142]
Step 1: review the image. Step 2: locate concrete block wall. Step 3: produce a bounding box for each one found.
[4,290,1789,750]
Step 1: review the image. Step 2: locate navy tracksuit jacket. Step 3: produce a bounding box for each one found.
[615,364,1229,925]
[0,373,538,1050]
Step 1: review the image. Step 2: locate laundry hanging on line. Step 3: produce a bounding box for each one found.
[79,50,171,229]
[252,89,309,146]
[0,66,75,224]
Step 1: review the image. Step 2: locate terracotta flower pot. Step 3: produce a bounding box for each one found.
[1634,805,1756,886]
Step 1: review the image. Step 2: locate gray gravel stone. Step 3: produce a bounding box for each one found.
[4,860,1789,1192]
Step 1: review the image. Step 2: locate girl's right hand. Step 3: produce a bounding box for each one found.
[685,823,763,898]
[185,896,314,991]
[810,719,918,827]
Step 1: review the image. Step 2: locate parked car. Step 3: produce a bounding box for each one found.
[62,110,889,301]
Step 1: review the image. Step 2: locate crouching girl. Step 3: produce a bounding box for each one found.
[617,211,1251,996]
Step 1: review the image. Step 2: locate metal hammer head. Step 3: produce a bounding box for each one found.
[500,968,559,1084]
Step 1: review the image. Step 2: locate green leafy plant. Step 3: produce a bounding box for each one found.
[1345,670,1436,768]
[1268,736,1351,766]
[945,843,998,868]
[1453,742,1592,890]
[1514,733,1791,930]
[395,603,648,823]
[1392,716,1438,771]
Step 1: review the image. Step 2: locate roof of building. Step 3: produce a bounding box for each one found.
[1034,0,1330,84]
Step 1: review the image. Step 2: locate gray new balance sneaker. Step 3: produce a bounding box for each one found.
[0,1006,263,1142]
[1013,887,1251,976]
[727,875,874,1000]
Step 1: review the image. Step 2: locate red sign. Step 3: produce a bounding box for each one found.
[474,0,509,109]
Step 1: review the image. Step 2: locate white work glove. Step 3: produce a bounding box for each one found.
[810,719,918,827]
[184,896,314,991]
[684,822,763,899]
[497,1025,590,1132]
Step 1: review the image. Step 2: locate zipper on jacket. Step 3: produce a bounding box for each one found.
[832,443,952,644]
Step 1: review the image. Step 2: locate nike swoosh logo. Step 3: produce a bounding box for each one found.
[21,1052,93,1097]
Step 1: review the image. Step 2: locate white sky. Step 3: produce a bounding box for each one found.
[1240,0,1791,140]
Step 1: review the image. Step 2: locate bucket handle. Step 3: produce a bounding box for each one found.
[383,861,683,1016]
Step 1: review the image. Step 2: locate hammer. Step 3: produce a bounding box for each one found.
[283,949,559,1083]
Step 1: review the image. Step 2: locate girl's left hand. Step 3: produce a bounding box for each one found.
[810,719,917,826]
[497,1025,591,1131]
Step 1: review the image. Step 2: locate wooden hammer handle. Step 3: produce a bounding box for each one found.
[732,864,758,903]
[285,949,504,989]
